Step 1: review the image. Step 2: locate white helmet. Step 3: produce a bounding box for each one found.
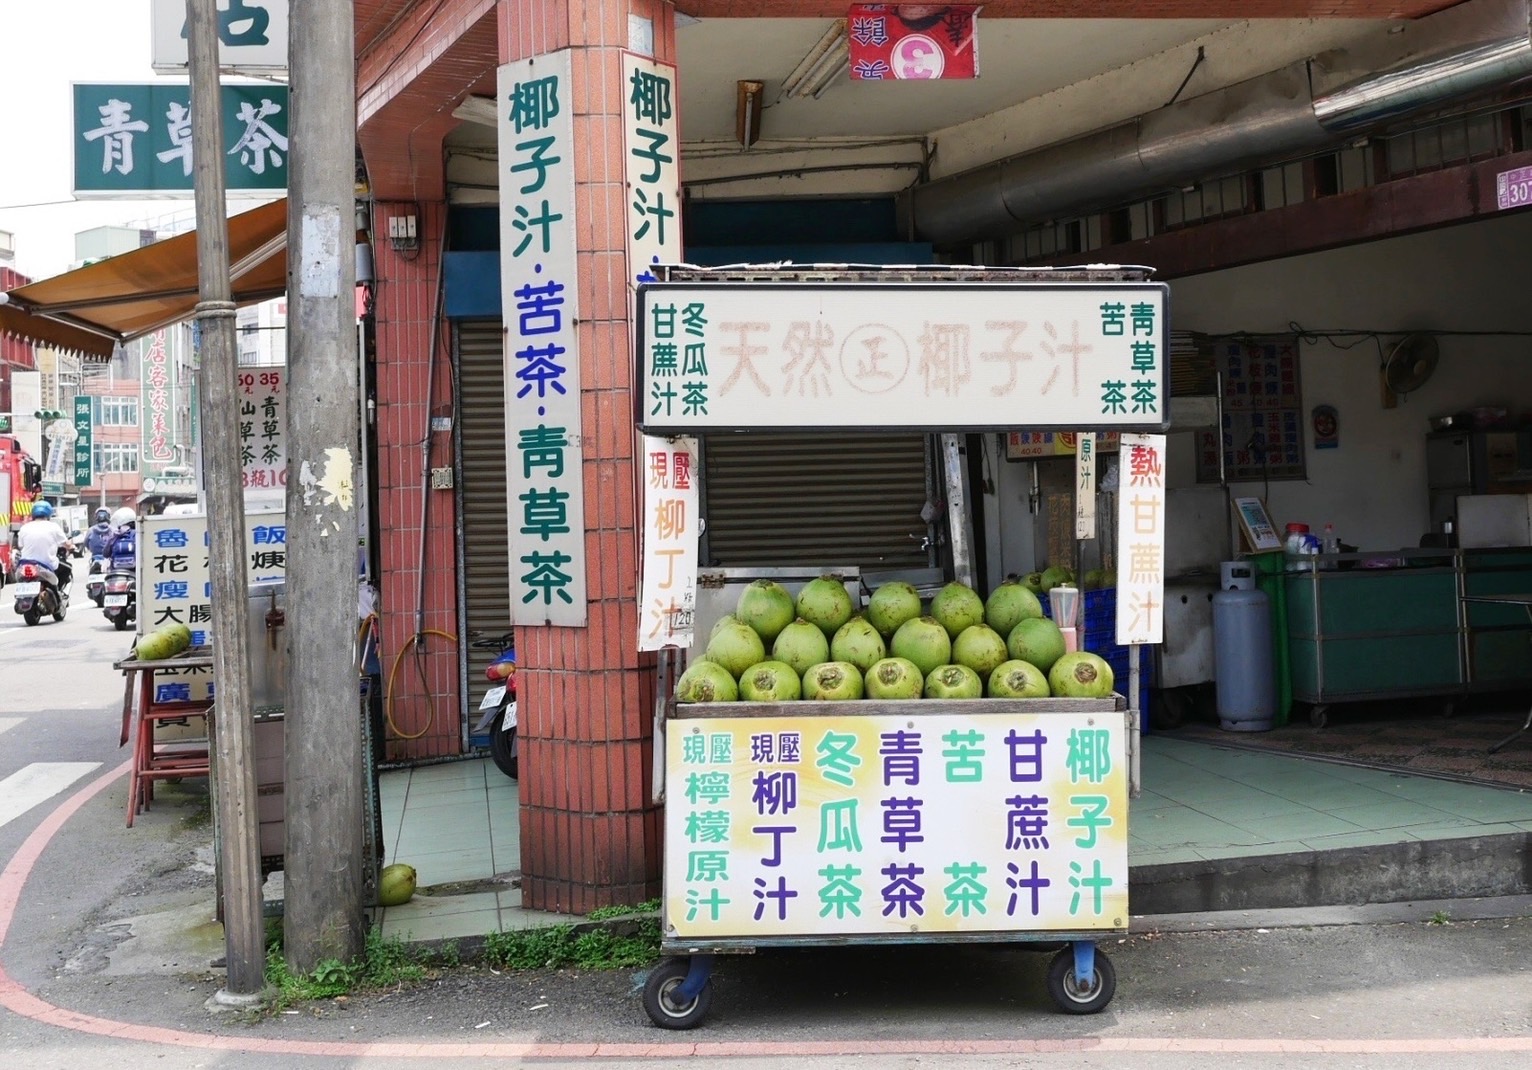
[110,507,137,529]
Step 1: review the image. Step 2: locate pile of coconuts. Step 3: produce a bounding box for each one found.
[675,575,1115,705]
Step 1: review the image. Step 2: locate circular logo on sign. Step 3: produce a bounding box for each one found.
[892,34,944,79]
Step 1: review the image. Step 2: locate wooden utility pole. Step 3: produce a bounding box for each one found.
[185,0,266,1003]
[283,0,364,971]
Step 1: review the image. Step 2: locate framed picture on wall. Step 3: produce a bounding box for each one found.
[1232,496,1282,552]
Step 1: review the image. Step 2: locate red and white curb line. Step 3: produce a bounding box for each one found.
[1,762,1528,1059]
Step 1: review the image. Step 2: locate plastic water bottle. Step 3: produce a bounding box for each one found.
[1320,523,1339,569]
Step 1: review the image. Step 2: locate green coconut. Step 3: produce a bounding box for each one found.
[864,657,924,700]
[1049,651,1114,698]
[735,579,796,644]
[830,616,886,674]
[951,624,1010,678]
[739,660,803,702]
[705,618,767,678]
[923,663,983,699]
[796,575,855,638]
[676,659,740,703]
[984,579,1044,636]
[772,618,831,677]
[803,661,866,701]
[988,659,1051,698]
[867,581,923,640]
[1007,617,1068,675]
[890,616,952,678]
[930,582,985,639]
[1040,565,1075,592]
[378,863,417,906]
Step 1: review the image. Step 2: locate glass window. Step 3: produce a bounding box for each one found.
[95,396,139,427]
[93,442,140,474]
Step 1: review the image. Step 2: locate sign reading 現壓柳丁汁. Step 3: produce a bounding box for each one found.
[634,283,1170,435]
[637,435,698,651]
[664,711,1128,939]
[72,82,288,195]
[137,510,286,703]
[621,54,682,290]
[1114,433,1167,646]
[237,367,286,505]
[497,51,586,626]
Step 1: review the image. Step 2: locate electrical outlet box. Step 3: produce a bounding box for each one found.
[430,466,454,489]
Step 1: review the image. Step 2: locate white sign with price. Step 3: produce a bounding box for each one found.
[238,367,287,505]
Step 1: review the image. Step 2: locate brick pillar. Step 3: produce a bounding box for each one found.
[500,0,676,912]
[372,199,463,761]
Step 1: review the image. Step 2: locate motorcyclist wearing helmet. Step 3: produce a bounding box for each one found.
[85,507,114,559]
[16,502,75,588]
[105,507,138,571]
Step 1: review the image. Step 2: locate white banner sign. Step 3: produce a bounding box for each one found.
[621,53,683,289]
[665,711,1129,938]
[138,509,286,702]
[237,366,286,505]
[1074,432,1096,541]
[151,0,289,71]
[637,436,698,651]
[1114,433,1166,646]
[635,282,1169,434]
[498,51,586,625]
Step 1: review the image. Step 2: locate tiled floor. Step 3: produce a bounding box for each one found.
[371,735,1532,944]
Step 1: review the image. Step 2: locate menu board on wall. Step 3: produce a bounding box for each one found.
[1195,337,1306,484]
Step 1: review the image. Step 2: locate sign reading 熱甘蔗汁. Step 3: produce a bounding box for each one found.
[150,0,289,72]
[635,283,1170,435]
[73,82,288,196]
[664,711,1128,939]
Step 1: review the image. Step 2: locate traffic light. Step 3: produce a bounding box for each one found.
[34,409,65,421]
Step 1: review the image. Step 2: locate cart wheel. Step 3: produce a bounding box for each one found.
[1046,947,1116,1014]
[643,958,713,1030]
[1308,703,1329,728]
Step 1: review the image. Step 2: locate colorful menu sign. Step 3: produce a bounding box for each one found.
[664,711,1128,938]
[498,51,586,625]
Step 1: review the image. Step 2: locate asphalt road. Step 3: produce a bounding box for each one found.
[1,568,1530,1068]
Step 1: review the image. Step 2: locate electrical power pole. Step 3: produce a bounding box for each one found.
[185,0,266,1003]
[283,0,364,971]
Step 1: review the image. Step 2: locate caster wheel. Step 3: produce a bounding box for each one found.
[1046,947,1116,1015]
[642,958,713,1030]
[1308,704,1329,728]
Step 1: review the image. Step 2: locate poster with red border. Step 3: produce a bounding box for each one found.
[848,5,981,81]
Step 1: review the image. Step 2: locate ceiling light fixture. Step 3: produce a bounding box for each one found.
[736,80,765,148]
[779,19,849,101]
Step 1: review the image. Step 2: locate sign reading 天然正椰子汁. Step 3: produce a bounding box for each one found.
[634,283,1170,435]
[664,711,1129,939]
[72,82,288,196]
[497,51,586,626]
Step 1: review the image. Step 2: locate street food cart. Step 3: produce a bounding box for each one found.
[631,266,1169,1027]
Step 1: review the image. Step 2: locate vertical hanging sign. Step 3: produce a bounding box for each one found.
[237,367,286,504]
[498,51,586,625]
[637,435,698,651]
[1074,432,1096,540]
[621,53,682,289]
[72,395,93,487]
[1114,433,1166,645]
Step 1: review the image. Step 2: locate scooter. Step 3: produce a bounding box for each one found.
[101,567,136,631]
[11,559,68,626]
[86,554,107,607]
[470,633,518,779]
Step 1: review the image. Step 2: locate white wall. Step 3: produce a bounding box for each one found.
[1167,212,1532,551]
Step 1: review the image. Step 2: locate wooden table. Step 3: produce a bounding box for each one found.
[1462,594,1532,754]
[113,647,214,826]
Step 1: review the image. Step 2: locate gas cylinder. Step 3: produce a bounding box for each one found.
[1212,561,1276,731]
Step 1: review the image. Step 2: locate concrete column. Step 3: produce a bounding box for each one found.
[499,0,677,912]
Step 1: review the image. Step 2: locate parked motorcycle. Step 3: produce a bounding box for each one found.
[470,632,518,779]
[101,567,136,631]
[11,559,68,625]
[85,554,107,607]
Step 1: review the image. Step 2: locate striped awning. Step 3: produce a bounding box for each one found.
[0,199,288,361]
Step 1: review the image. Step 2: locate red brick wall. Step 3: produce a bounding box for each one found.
[371,200,464,760]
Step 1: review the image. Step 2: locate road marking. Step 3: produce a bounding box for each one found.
[0,763,100,831]
[0,719,21,737]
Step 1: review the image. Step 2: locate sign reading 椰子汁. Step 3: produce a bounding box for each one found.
[635,283,1170,434]
[137,509,286,703]
[621,53,683,290]
[73,82,288,195]
[665,711,1128,939]
[497,52,586,625]
[150,0,289,72]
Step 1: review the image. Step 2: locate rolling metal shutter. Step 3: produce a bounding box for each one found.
[454,322,512,726]
[701,432,931,570]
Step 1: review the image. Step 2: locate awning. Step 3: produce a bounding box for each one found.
[0,199,288,361]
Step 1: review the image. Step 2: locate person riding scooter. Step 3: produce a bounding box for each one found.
[84,507,113,558]
[16,502,75,590]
